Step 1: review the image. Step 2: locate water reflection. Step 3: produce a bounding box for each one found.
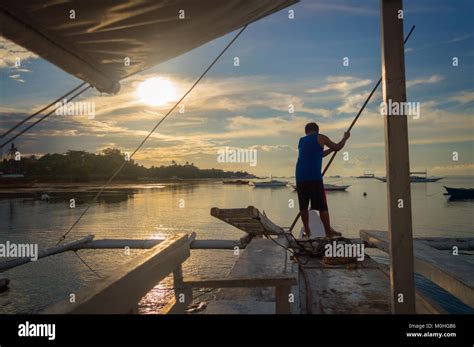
[0,177,472,314]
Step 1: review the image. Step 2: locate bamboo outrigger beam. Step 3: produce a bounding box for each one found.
[0,235,253,272]
[0,234,94,271]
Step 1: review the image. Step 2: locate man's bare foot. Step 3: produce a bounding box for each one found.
[326,228,342,238]
[303,228,311,238]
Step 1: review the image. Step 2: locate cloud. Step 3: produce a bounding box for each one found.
[307,76,372,95]
[0,37,38,69]
[406,74,443,88]
[448,91,474,104]
[445,33,474,43]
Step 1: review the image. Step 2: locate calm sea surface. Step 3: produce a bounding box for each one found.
[0,176,473,314]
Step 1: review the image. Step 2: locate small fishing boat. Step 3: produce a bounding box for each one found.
[375,176,444,183]
[444,186,474,200]
[376,171,443,183]
[324,184,351,191]
[251,180,288,188]
[222,179,249,185]
[290,183,350,191]
[356,173,375,179]
[0,173,36,188]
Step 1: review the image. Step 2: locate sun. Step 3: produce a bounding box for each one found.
[137,77,178,106]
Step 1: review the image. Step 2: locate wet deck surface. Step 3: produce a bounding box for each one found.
[204,236,391,314]
[298,256,391,314]
[204,236,299,314]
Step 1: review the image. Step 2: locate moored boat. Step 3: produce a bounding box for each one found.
[376,171,444,183]
[251,180,288,188]
[324,183,351,191]
[444,186,474,200]
[375,176,444,183]
[222,179,249,185]
[356,173,375,179]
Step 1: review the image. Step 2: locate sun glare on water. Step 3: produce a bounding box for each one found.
[137,77,178,106]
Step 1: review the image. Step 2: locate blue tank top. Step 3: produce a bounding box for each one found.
[295,133,323,182]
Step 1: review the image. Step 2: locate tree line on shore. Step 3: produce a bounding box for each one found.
[0,148,255,182]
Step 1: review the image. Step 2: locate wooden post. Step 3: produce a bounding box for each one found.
[275,285,291,314]
[380,0,416,313]
[172,265,192,314]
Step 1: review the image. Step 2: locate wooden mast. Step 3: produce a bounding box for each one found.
[380,0,416,313]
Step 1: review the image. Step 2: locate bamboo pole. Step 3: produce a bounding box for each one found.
[0,235,94,271]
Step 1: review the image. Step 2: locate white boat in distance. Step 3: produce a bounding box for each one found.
[251,180,288,188]
[375,170,444,183]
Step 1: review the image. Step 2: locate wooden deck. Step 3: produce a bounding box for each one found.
[298,256,391,314]
[204,236,298,314]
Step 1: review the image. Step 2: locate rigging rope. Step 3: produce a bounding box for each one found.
[0,82,87,141]
[0,84,92,149]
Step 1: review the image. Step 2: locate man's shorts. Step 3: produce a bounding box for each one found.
[296,180,328,211]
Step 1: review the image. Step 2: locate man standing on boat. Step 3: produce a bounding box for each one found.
[296,122,350,238]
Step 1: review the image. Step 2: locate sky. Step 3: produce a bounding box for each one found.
[0,0,473,177]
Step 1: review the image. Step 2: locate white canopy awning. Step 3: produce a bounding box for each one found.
[0,0,297,93]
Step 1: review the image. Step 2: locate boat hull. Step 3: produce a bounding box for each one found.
[222,180,249,185]
[444,186,474,199]
[376,177,444,183]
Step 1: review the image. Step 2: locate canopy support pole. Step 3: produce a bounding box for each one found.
[380,0,416,313]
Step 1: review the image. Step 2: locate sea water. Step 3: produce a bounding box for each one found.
[0,177,472,313]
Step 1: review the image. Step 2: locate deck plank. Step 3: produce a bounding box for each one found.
[202,236,298,314]
[299,256,391,314]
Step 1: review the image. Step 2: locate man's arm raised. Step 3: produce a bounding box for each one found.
[323,148,334,157]
[320,132,350,152]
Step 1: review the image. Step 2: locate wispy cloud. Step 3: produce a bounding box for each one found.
[448,91,474,104]
[445,33,474,43]
[307,76,372,95]
[0,37,37,69]
[406,74,443,88]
